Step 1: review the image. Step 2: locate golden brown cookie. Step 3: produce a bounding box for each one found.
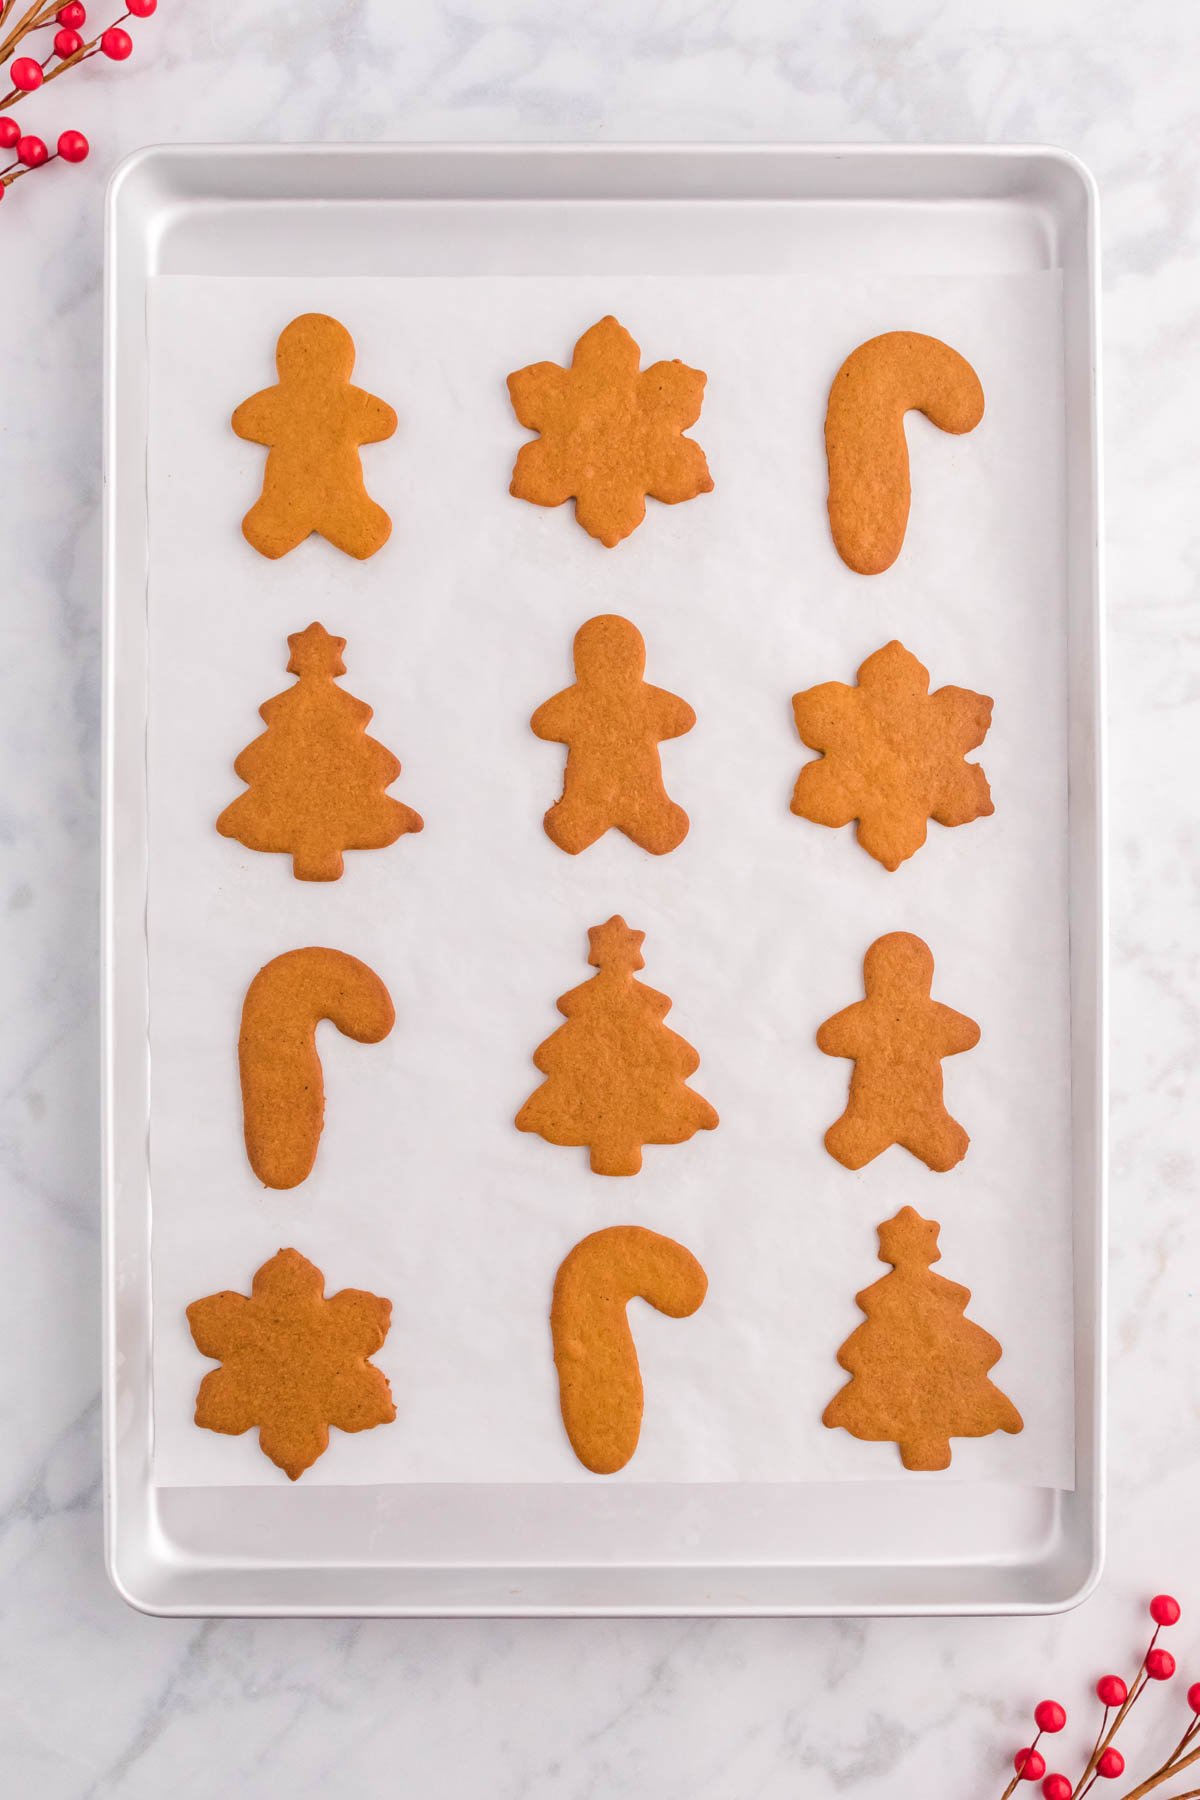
[790,640,994,870]
[239,947,395,1190]
[823,1207,1022,1471]
[217,622,423,881]
[532,615,694,855]
[232,313,397,560]
[825,331,984,574]
[187,1247,396,1480]
[551,1225,708,1474]
[516,915,718,1176]
[817,933,979,1172]
[507,315,713,547]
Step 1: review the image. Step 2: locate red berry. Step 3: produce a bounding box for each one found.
[1150,1594,1181,1627]
[1146,1647,1176,1680]
[1014,1747,1046,1781]
[99,26,132,60]
[56,129,89,163]
[0,116,19,150]
[1042,1777,1073,1800]
[10,56,44,92]
[1096,1675,1128,1707]
[1097,1748,1125,1779]
[1189,1682,1200,1713]
[53,26,82,57]
[127,0,157,14]
[1034,1700,1067,1733]
[57,3,87,24]
[17,134,48,167]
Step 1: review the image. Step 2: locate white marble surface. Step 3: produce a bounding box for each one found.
[1,1,1198,1793]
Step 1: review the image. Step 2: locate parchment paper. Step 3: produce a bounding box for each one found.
[146,272,1074,1487]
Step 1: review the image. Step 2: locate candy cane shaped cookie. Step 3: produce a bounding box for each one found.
[239,947,395,1189]
[825,332,984,575]
[551,1226,708,1474]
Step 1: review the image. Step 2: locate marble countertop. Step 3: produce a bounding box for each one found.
[2,1,1197,1793]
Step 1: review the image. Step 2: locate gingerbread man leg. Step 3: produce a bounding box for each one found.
[898,1113,970,1173]
[317,491,393,561]
[824,1104,896,1170]
[543,791,610,855]
[242,490,315,560]
[617,793,690,855]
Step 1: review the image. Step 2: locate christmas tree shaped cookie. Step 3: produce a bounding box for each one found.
[507,315,713,547]
[791,640,994,870]
[823,1207,1022,1471]
[232,313,397,560]
[532,615,695,855]
[187,1247,396,1479]
[217,623,422,881]
[516,916,718,1176]
[817,933,979,1171]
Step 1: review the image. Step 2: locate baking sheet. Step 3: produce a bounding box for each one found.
[146,271,1073,1489]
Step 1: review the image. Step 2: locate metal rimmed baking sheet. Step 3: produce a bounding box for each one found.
[103,143,1104,1616]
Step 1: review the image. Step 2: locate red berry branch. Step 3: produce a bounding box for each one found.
[0,0,158,206]
[999,1596,1200,1800]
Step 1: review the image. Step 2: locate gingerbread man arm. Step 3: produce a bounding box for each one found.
[647,684,697,742]
[931,1001,981,1057]
[348,385,398,445]
[815,999,868,1061]
[530,686,582,744]
[231,385,285,447]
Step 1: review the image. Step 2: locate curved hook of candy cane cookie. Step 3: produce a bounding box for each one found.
[239,946,395,1190]
[551,1225,708,1474]
[825,331,985,576]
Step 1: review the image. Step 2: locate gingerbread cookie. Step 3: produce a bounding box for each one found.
[507,315,713,547]
[552,1225,708,1474]
[232,313,397,560]
[825,331,984,574]
[217,623,423,881]
[187,1247,396,1479]
[817,933,979,1172]
[516,916,717,1176]
[790,640,994,870]
[532,615,694,855]
[239,947,395,1190]
[823,1207,1022,1471]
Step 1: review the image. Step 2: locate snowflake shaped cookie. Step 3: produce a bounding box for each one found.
[187,1247,395,1479]
[791,640,994,870]
[507,315,713,547]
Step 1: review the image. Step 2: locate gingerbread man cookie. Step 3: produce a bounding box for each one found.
[817,933,979,1172]
[232,314,397,560]
[532,615,694,855]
